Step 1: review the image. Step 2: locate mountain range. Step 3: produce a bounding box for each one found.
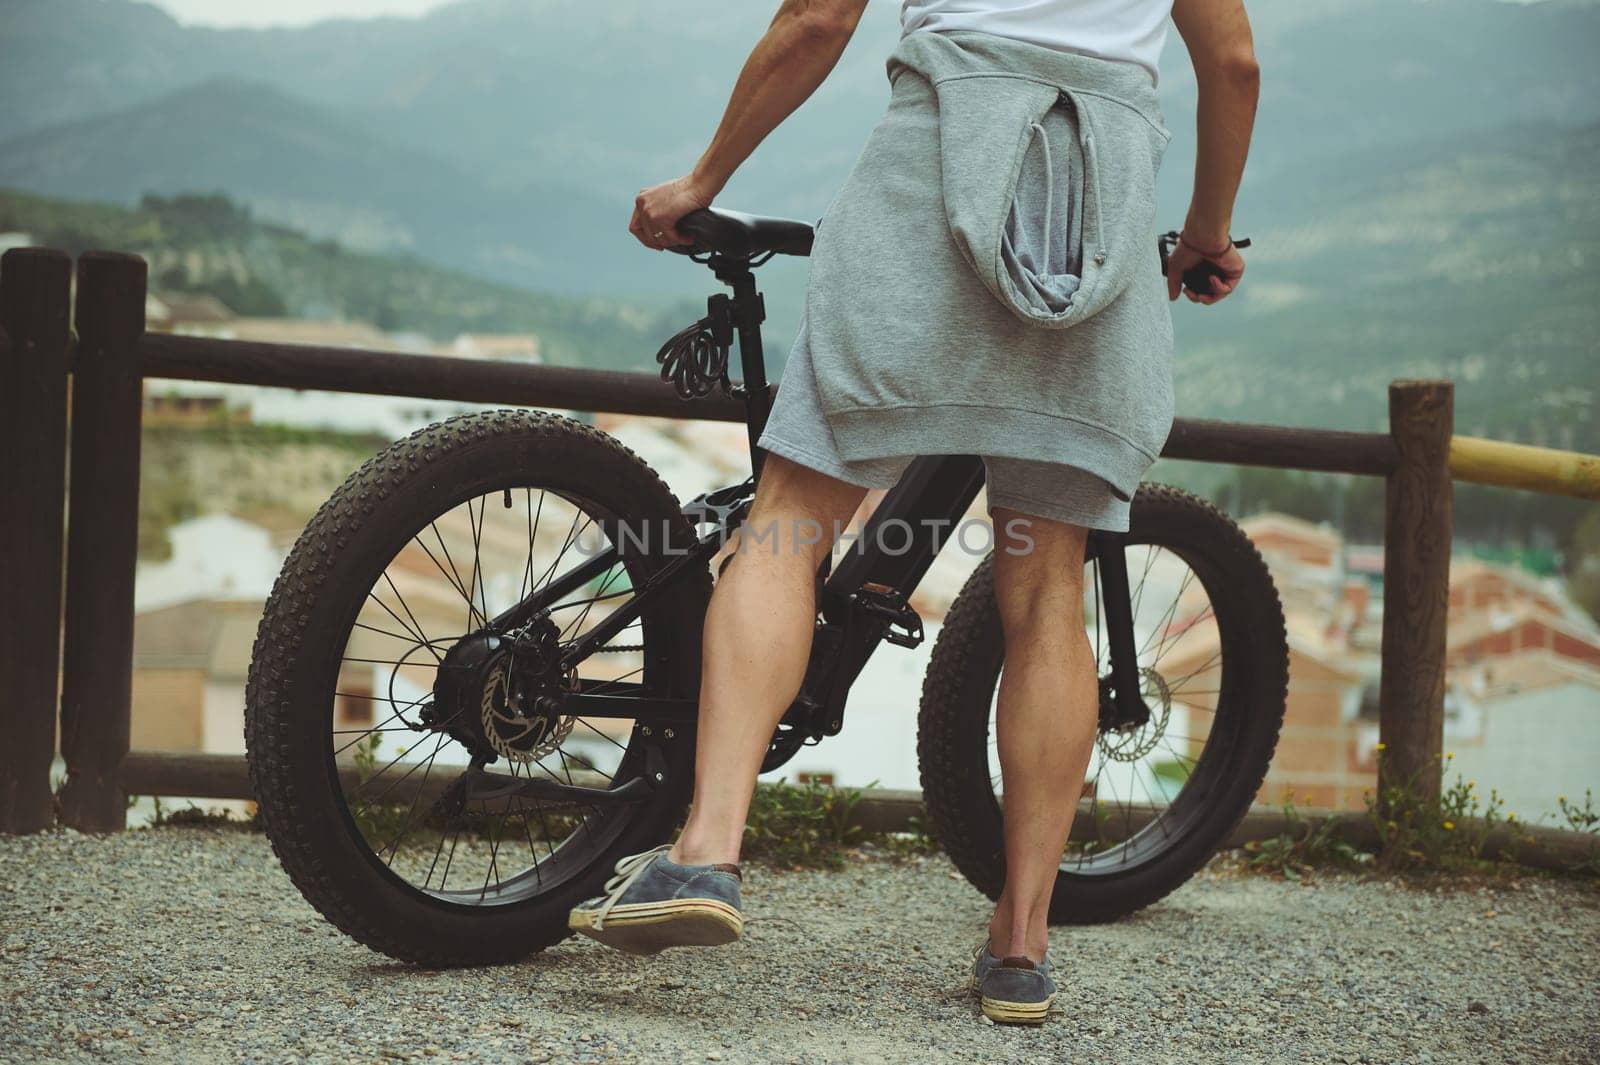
[0,0,1595,448]
[0,186,697,372]
[4,0,1598,286]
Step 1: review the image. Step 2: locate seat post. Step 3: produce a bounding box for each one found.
[711,257,773,477]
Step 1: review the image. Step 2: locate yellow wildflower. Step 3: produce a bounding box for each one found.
[1375,743,1386,752]
[1444,821,1455,831]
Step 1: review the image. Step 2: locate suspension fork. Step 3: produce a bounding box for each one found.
[1093,530,1152,729]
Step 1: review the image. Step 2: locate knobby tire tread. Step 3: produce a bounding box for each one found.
[917,484,1289,923]
[245,410,710,966]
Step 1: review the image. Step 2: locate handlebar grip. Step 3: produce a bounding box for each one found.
[1180,260,1228,296]
[1156,231,1238,297]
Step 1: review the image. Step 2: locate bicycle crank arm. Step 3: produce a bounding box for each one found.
[461,769,655,807]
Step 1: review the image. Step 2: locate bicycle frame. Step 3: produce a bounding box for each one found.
[480,254,1150,772]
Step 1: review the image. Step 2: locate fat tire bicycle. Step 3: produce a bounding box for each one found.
[245,208,1288,966]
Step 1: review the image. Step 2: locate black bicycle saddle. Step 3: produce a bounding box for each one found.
[671,207,815,259]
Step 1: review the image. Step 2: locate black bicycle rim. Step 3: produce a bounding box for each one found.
[316,481,671,910]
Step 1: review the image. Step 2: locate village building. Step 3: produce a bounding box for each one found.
[449,333,542,362]
[123,425,1597,819]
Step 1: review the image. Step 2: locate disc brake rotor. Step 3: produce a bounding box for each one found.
[480,654,573,764]
[1097,667,1173,763]
[433,615,576,764]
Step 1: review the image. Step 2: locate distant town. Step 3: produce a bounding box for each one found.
[116,288,1600,828]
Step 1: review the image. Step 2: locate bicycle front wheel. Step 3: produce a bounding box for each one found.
[917,484,1288,923]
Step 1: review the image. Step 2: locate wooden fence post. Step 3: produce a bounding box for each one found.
[57,252,147,831]
[0,249,74,833]
[1378,380,1454,803]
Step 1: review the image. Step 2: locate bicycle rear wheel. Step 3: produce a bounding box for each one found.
[917,484,1288,922]
[246,411,709,965]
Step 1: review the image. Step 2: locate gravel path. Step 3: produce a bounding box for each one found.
[2,826,1596,1064]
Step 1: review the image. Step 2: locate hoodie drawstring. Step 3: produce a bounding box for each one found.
[1058,89,1108,267]
[1026,119,1056,272]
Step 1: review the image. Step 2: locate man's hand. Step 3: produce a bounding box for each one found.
[1165,238,1246,305]
[628,1,867,253]
[1172,0,1258,306]
[629,175,713,251]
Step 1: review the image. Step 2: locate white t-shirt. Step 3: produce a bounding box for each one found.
[900,0,1175,84]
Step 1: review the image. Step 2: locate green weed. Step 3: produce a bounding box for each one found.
[1243,794,1371,880]
[1366,749,1512,873]
[742,778,866,870]
[1555,789,1600,875]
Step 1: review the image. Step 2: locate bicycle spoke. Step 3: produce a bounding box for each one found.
[546,585,635,614]
[558,746,616,785]
[375,732,448,864]
[1130,544,1159,623]
[315,469,679,912]
[479,805,505,902]
[558,563,630,642]
[575,717,630,753]
[417,523,481,627]
[577,664,647,697]
[519,489,544,604]
[437,827,461,892]
[1150,604,1215,667]
[508,762,545,884]
[1138,569,1195,659]
[467,494,491,629]
[1163,648,1224,693]
[374,575,444,665]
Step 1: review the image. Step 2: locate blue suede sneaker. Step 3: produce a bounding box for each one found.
[971,940,1056,1024]
[970,941,999,989]
[568,845,744,956]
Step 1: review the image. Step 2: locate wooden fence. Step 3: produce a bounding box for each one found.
[1,246,1596,835]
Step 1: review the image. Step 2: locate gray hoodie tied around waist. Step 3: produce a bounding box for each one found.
[803,29,1175,502]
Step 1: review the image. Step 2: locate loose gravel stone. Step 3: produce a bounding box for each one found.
[1,827,1596,1064]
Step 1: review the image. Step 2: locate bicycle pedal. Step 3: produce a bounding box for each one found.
[853,582,924,649]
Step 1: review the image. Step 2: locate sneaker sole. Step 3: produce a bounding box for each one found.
[568,898,743,956]
[980,994,1053,1025]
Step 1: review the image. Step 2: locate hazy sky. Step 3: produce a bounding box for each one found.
[150,0,1547,29]
[152,0,457,28]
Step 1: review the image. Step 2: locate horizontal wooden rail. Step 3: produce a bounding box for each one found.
[123,751,609,817]
[121,751,1594,874]
[137,331,1399,476]
[1450,434,1600,501]
[12,245,1587,846]
[136,332,748,423]
[1162,417,1398,477]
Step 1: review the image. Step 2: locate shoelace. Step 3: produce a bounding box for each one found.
[969,940,992,991]
[588,844,672,930]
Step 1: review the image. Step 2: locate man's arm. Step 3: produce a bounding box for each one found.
[1168,0,1260,304]
[630,0,871,250]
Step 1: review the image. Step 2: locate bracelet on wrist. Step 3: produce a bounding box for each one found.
[1178,232,1234,258]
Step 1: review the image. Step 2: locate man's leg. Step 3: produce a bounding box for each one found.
[669,454,866,866]
[985,509,1098,962]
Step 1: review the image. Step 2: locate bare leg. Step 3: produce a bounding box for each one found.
[985,509,1097,963]
[670,454,865,866]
